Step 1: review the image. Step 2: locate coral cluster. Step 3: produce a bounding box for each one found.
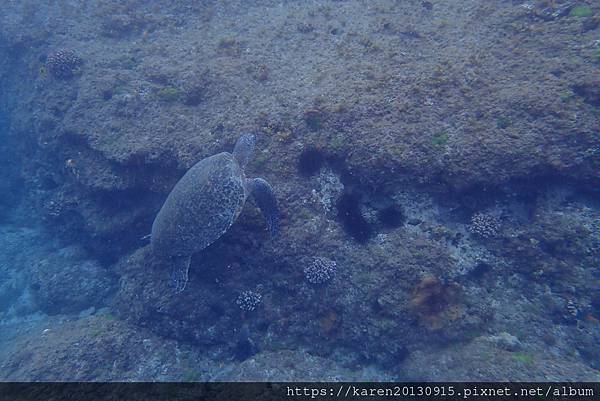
[235,290,262,311]
[468,212,501,238]
[304,257,337,284]
[45,49,82,79]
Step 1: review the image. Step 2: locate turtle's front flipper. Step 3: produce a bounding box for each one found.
[248,178,279,237]
[170,256,191,294]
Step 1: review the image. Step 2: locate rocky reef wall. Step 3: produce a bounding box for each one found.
[1,0,600,380]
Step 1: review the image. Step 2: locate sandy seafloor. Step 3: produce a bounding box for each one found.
[1,0,600,381]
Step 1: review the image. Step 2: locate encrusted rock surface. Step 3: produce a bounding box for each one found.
[1,0,600,380]
[0,315,218,381]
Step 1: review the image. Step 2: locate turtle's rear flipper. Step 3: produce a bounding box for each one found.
[249,178,279,237]
[170,256,191,294]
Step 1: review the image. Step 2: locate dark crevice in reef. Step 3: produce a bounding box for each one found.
[336,192,372,243]
[296,146,409,242]
[572,82,600,107]
[316,146,600,244]
[87,190,162,265]
[61,132,184,197]
[29,132,173,264]
[445,174,600,211]
[417,168,600,212]
[62,181,163,264]
[298,145,326,177]
[435,175,600,232]
[44,185,163,265]
[377,204,405,228]
[27,123,600,262]
[44,135,600,259]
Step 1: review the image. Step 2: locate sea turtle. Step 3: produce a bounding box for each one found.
[151,133,279,293]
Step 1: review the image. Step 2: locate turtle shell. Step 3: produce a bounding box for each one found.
[151,152,247,259]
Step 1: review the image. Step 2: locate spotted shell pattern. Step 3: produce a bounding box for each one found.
[151,152,247,259]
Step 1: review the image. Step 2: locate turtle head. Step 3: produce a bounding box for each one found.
[233,133,256,170]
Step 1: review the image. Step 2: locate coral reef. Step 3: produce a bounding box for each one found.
[1,0,600,381]
[44,49,82,79]
[31,246,116,314]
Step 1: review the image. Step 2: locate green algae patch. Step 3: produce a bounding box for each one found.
[560,90,575,102]
[330,136,345,151]
[157,86,181,102]
[496,116,512,129]
[432,132,449,147]
[570,6,593,18]
[513,353,534,365]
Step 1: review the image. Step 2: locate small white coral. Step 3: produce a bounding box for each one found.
[304,257,337,284]
[236,290,262,311]
[468,213,501,238]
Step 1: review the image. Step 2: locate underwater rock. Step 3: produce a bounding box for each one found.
[571,320,600,370]
[181,77,208,106]
[485,332,522,352]
[31,246,115,315]
[303,109,324,131]
[0,316,218,381]
[399,336,600,381]
[3,0,600,382]
[521,2,575,21]
[213,349,393,381]
[410,276,460,331]
[113,247,237,346]
[581,15,600,31]
[0,226,60,320]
